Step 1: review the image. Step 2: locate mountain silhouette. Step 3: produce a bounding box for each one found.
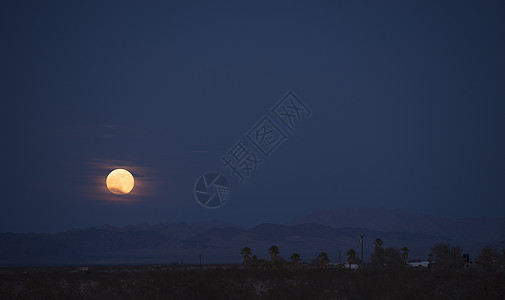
[286,207,505,243]
[1,208,503,265]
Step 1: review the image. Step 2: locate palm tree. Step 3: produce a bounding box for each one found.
[240,247,252,267]
[250,255,259,269]
[290,253,301,268]
[317,252,329,267]
[346,249,357,267]
[401,246,410,262]
[268,245,279,262]
[374,238,384,250]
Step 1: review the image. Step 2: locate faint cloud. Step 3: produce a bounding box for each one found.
[99,124,122,128]
[190,150,216,154]
[54,124,151,139]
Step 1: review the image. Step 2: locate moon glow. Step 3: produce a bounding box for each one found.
[106,169,134,195]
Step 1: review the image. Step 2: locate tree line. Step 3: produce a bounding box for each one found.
[240,239,505,271]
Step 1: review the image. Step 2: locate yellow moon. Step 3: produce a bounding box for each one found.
[106,169,134,195]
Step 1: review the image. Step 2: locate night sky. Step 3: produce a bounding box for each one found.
[1,0,504,233]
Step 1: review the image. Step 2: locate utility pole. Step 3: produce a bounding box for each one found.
[360,235,364,266]
[339,250,341,264]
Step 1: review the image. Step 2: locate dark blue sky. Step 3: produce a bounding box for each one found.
[1,0,504,233]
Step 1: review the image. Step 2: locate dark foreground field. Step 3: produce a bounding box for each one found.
[1,266,504,300]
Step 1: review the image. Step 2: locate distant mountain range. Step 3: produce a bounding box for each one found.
[286,207,505,243]
[1,208,503,266]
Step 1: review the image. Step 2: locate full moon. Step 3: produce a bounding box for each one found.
[106,169,134,195]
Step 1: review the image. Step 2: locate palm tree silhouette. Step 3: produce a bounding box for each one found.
[374,238,384,250]
[251,255,259,269]
[290,253,301,268]
[346,249,357,267]
[240,246,252,267]
[401,246,410,262]
[317,252,329,267]
[268,245,279,263]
